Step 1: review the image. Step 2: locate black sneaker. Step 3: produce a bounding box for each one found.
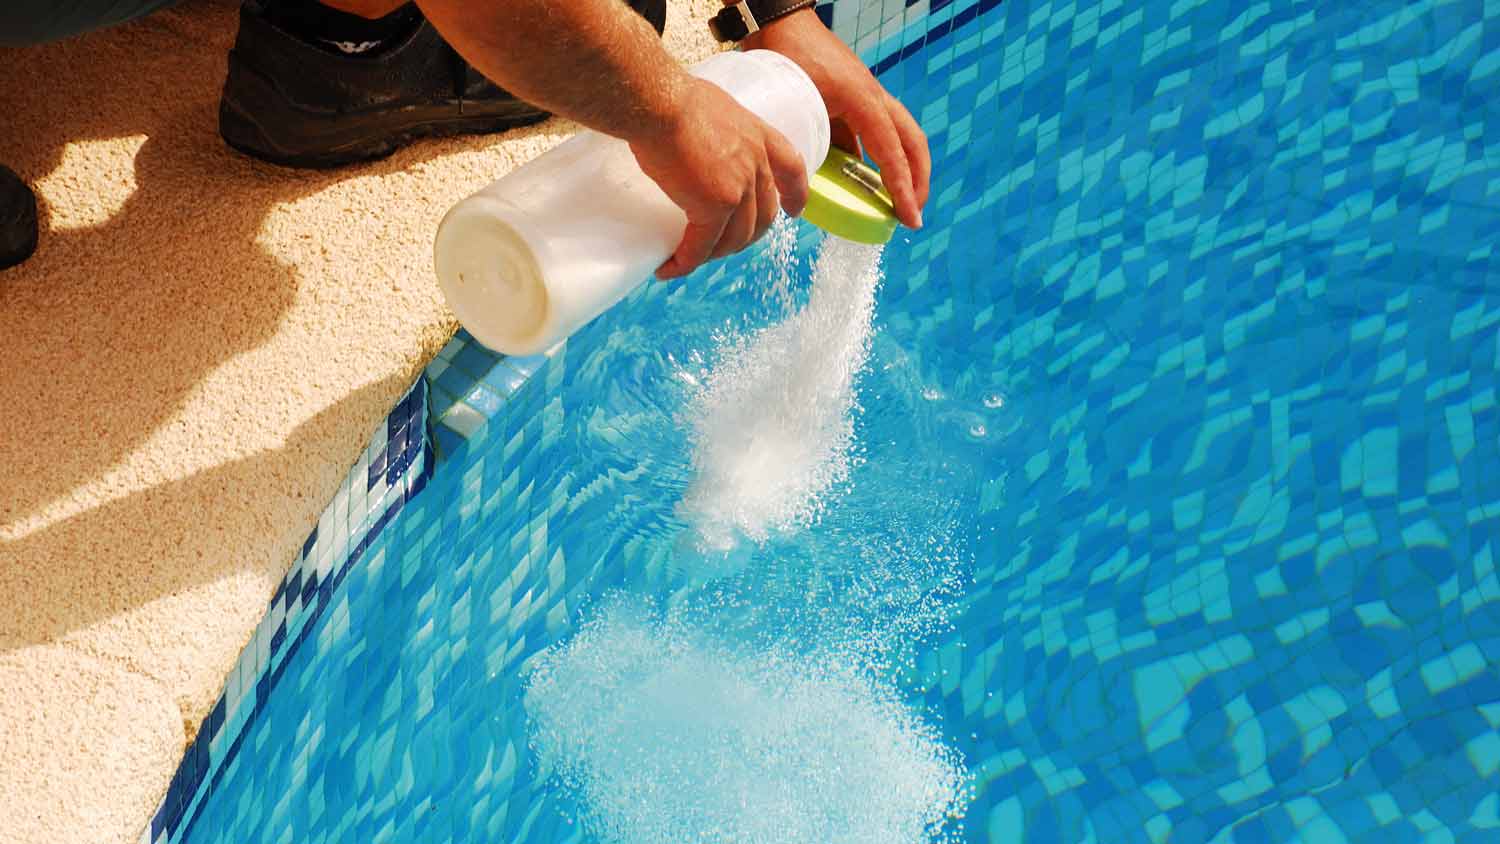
[1,164,38,270]
[220,0,667,169]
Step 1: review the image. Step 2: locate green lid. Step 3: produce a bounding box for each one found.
[802,147,899,245]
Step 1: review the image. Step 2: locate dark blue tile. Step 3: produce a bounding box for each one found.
[207,696,226,739]
[301,570,319,607]
[367,447,387,492]
[285,569,302,609]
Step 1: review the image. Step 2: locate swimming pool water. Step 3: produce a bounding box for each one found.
[174,0,1499,842]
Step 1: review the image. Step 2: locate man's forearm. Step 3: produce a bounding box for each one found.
[418,0,691,144]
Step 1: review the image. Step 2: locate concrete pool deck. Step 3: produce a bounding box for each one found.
[0,1,720,840]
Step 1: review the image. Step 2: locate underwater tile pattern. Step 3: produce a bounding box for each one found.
[165,344,604,844]
[880,0,1500,841]
[137,380,431,844]
[153,0,1500,842]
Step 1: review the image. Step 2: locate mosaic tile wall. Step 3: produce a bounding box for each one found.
[138,380,431,844]
[144,0,1500,842]
[158,337,611,844]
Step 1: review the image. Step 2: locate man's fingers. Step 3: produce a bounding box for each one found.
[755,164,779,241]
[853,107,920,229]
[660,215,729,279]
[710,190,757,260]
[830,119,860,157]
[887,96,931,208]
[765,130,810,217]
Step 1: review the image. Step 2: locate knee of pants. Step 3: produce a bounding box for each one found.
[0,16,65,48]
[0,0,180,48]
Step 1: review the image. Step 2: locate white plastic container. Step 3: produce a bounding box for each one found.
[433,50,831,355]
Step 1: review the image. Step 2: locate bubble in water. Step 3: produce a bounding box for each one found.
[982,393,1005,409]
[967,423,987,439]
[679,237,884,549]
[667,489,972,677]
[921,387,944,401]
[524,600,969,844]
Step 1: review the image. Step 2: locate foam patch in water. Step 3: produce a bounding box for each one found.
[523,601,967,844]
[679,237,884,548]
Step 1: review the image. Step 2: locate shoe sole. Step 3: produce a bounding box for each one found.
[220,57,551,169]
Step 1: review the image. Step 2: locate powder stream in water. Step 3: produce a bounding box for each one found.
[524,236,971,844]
[678,237,884,548]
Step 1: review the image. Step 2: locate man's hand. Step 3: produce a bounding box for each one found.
[420,0,812,281]
[744,8,931,229]
[630,78,811,279]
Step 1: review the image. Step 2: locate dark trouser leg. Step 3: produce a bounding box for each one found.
[1,1,180,268]
[0,0,180,48]
[219,0,665,168]
[1,165,38,269]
